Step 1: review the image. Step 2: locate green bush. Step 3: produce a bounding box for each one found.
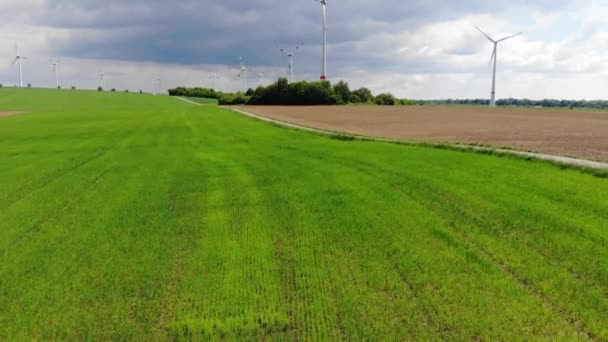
[333,81,351,105]
[375,93,397,105]
[217,93,251,105]
[168,80,414,107]
[349,94,361,104]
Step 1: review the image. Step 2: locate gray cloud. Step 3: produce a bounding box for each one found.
[2,0,607,100]
[6,0,579,69]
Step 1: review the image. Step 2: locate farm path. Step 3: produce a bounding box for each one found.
[223,105,608,170]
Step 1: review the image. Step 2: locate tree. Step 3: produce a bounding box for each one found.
[245,88,255,96]
[333,81,351,105]
[97,86,103,91]
[352,87,373,103]
[375,93,397,105]
[349,94,361,104]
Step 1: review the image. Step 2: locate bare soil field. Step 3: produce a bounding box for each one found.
[0,111,27,117]
[236,105,608,161]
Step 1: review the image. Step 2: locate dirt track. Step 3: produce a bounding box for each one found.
[0,111,27,117]
[236,105,608,162]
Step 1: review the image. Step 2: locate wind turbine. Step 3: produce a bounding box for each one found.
[280,43,302,83]
[155,78,162,95]
[209,73,220,90]
[476,27,522,107]
[236,57,251,91]
[98,70,105,89]
[11,41,26,88]
[50,59,61,88]
[313,0,328,80]
[257,73,265,84]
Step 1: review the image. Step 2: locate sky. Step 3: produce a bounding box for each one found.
[1,0,607,99]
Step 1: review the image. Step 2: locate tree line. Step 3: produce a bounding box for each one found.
[168,78,416,106]
[419,98,608,109]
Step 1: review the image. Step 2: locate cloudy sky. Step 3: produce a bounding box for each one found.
[0,0,607,99]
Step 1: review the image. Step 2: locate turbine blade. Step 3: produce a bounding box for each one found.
[475,26,496,43]
[488,46,496,68]
[497,32,522,43]
[11,57,18,66]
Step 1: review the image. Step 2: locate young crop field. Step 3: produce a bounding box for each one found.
[1,88,607,340]
[237,105,608,162]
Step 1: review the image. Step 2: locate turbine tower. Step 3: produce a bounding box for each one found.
[257,73,265,84]
[236,57,250,91]
[280,43,302,83]
[155,78,162,95]
[209,73,220,90]
[476,27,522,107]
[51,59,61,88]
[11,41,26,88]
[99,71,105,89]
[314,0,328,80]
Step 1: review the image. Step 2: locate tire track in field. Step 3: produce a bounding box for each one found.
[249,148,446,339]
[0,122,142,212]
[156,131,209,337]
[390,182,598,340]
[307,144,608,294]
[289,147,600,339]
[0,167,111,257]
[443,222,598,341]
[1,122,144,256]
[287,143,608,299]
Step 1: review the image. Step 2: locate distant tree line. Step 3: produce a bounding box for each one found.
[168,78,416,106]
[418,98,608,109]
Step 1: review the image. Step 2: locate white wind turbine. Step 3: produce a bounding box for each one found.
[313,0,328,80]
[11,41,27,88]
[209,73,220,90]
[257,73,265,84]
[236,57,251,91]
[50,59,61,88]
[476,27,522,107]
[155,78,162,95]
[98,70,106,89]
[280,43,302,83]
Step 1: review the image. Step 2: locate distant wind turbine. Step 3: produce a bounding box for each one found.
[476,26,522,107]
[51,59,61,88]
[236,57,251,91]
[313,0,328,80]
[155,78,162,95]
[209,73,220,90]
[257,73,265,84]
[11,41,26,88]
[280,43,302,83]
[98,70,105,89]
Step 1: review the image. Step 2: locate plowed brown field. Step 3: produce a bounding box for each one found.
[236,105,608,161]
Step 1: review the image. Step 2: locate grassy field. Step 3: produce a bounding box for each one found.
[1,88,607,340]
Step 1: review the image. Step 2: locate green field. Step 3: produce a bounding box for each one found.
[1,88,607,340]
